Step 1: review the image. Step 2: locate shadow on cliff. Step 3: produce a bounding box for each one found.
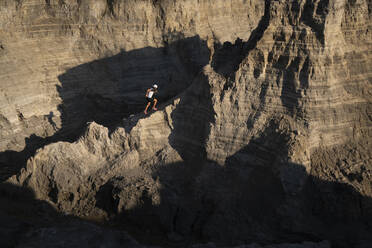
[211,0,271,82]
[301,0,329,45]
[56,34,210,131]
[0,133,69,182]
[95,91,372,248]
[102,91,372,245]
[0,182,141,248]
[96,145,372,247]
[0,34,210,182]
[0,182,61,248]
[167,69,215,164]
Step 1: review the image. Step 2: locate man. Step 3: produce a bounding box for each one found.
[144,84,158,114]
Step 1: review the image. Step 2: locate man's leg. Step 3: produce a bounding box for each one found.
[144,102,151,114]
[152,99,158,110]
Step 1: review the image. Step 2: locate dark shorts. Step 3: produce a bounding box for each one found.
[146,97,154,103]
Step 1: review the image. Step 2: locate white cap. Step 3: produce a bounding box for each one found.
[153,84,158,89]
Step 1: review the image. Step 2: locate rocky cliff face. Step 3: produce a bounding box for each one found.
[1,0,371,247]
[0,0,263,152]
[0,0,262,179]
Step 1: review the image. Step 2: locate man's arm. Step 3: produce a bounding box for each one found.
[145,88,150,97]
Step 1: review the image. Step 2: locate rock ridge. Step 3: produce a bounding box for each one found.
[0,0,371,247]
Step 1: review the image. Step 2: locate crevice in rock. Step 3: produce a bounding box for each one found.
[211,0,271,81]
[95,181,118,215]
[48,184,59,204]
[300,0,329,45]
[106,0,116,17]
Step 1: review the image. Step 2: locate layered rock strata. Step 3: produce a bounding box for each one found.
[1,0,371,247]
[0,0,264,181]
[0,0,263,153]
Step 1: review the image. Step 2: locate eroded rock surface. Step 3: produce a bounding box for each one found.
[1,0,372,247]
[0,0,263,152]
